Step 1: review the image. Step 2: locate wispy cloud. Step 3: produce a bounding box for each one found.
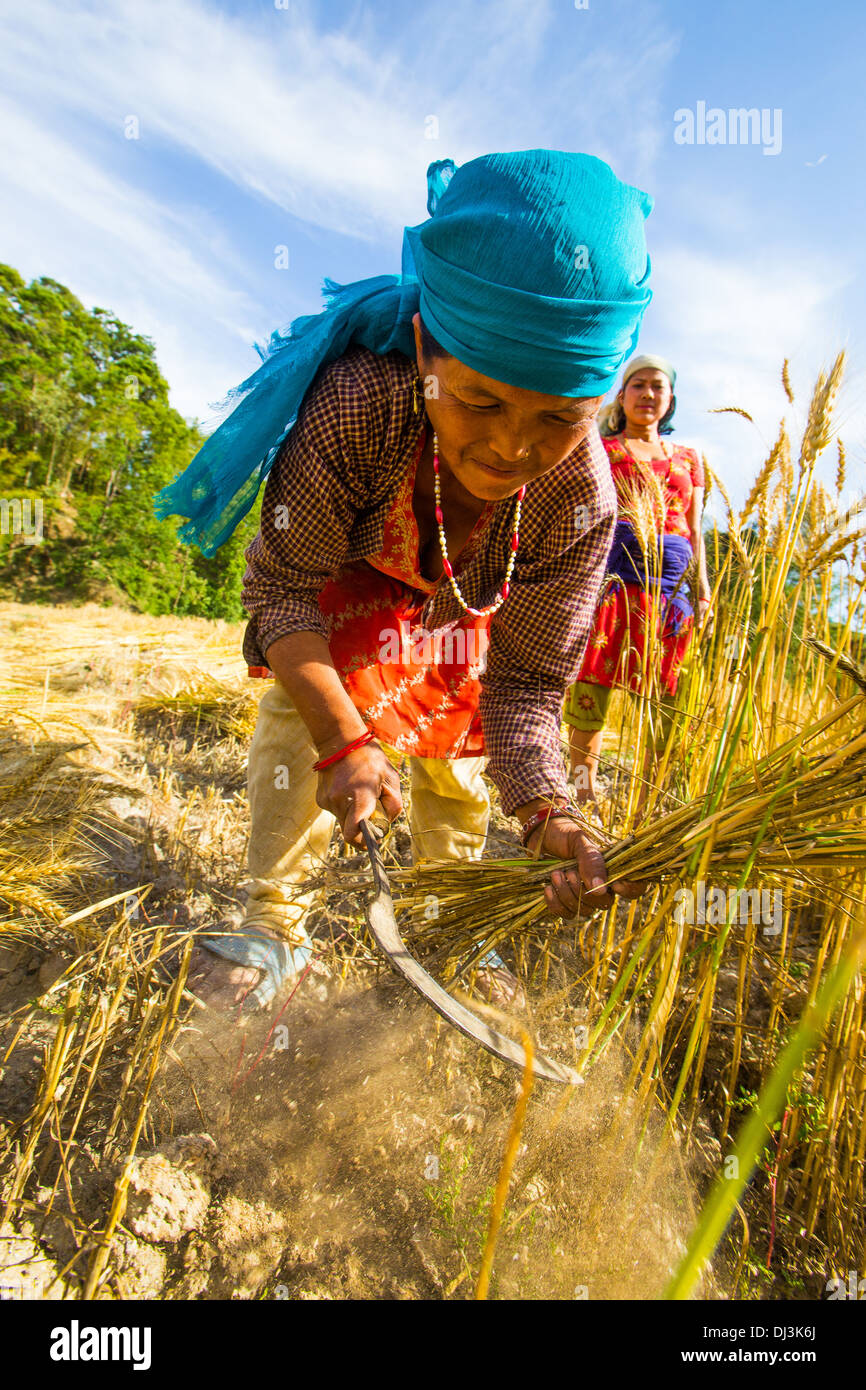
[0,0,857,516]
[646,243,861,507]
[0,100,257,335]
[0,0,674,238]
[0,96,265,417]
[0,0,678,420]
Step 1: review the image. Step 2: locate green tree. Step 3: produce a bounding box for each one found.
[0,264,256,622]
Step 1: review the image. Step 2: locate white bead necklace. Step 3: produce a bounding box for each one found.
[432,432,525,618]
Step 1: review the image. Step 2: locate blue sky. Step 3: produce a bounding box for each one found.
[1,0,864,515]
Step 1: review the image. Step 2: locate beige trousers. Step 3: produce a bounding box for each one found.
[242,680,490,944]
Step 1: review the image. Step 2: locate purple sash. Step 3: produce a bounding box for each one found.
[605,521,694,634]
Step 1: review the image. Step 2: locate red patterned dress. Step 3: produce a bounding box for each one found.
[318,425,496,758]
[576,436,704,695]
[243,346,617,813]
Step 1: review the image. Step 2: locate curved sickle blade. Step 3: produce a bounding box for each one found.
[360,820,580,1086]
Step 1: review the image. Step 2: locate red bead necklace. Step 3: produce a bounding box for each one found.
[432,431,524,618]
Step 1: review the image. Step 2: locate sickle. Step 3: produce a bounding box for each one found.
[359,819,581,1086]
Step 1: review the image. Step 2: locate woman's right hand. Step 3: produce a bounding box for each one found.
[316,742,403,847]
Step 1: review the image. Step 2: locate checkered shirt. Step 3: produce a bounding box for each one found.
[241,345,615,816]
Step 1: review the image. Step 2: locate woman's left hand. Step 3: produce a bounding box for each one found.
[527,817,647,919]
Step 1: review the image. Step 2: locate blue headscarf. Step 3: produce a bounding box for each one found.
[154,149,654,556]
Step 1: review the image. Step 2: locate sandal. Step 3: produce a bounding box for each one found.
[196,926,313,1014]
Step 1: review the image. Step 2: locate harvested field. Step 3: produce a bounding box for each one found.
[1,364,865,1302]
[0,601,704,1300]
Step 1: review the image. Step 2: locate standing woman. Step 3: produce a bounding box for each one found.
[155,150,652,1015]
[565,356,712,804]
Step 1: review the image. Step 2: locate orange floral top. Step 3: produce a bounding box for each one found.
[317,427,497,759]
[605,436,704,540]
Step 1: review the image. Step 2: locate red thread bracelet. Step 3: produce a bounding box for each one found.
[312,730,376,771]
[520,804,584,849]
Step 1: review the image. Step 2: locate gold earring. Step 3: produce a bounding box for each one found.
[413,376,423,415]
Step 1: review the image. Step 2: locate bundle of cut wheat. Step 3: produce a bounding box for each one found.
[133,671,259,740]
[391,691,866,974]
[0,724,139,932]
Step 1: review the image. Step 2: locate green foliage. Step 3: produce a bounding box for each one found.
[0,263,257,621]
[708,523,865,673]
[424,1137,494,1276]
